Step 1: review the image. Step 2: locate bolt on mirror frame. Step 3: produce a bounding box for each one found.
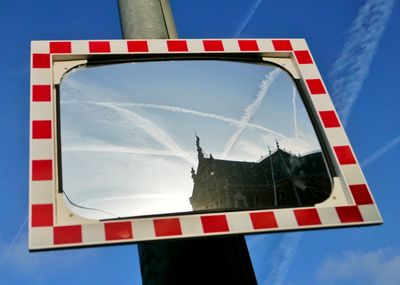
[29,39,382,251]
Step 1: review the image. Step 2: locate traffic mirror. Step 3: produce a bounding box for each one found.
[29,39,382,250]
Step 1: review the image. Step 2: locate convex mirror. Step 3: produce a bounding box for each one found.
[60,60,332,219]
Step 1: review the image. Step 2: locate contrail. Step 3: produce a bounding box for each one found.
[63,99,288,138]
[361,135,400,167]
[0,216,27,265]
[235,0,263,37]
[221,68,281,158]
[81,192,189,207]
[292,87,298,139]
[63,144,180,157]
[266,1,396,283]
[330,0,396,125]
[264,233,302,285]
[95,102,196,165]
[99,101,287,139]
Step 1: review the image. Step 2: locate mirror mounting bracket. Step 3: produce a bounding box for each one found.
[53,60,87,85]
[262,57,300,79]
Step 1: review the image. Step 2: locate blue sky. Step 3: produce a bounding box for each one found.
[0,0,399,284]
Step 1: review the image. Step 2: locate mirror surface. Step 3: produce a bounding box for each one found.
[60,60,332,219]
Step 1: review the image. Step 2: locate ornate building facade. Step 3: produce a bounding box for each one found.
[190,137,331,211]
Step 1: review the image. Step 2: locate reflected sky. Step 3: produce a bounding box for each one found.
[60,60,322,219]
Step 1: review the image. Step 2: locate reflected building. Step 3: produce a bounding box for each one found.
[190,136,331,211]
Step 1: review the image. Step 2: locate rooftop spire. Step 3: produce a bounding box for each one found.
[195,131,204,161]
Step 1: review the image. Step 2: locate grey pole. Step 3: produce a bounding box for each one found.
[118,0,177,39]
[117,1,257,284]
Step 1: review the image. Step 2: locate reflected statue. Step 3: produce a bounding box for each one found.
[191,167,196,180]
[195,131,204,161]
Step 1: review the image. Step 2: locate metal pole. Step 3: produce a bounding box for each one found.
[118,0,177,39]
[159,0,178,39]
[117,1,256,284]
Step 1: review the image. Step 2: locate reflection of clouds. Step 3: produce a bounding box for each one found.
[76,193,192,218]
[63,154,191,197]
[222,68,281,158]
[63,151,193,219]
[230,133,319,162]
[279,136,319,155]
[292,87,298,139]
[60,62,322,219]
[62,76,116,102]
[83,101,287,139]
[231,132,280,161]
[234,140,269,160]
[63,144,180,157]
[95,102,196,165]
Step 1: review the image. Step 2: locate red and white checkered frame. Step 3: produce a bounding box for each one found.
[29,39,382,250]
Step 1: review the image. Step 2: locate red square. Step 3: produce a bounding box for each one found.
[319,111,341,128]
[89,41,111,53]
[32,53,50,68]
[203,40,224,51]
[334,146,356,165]
[50,42,72,54]
[154,218,182,237]
[105,222,133,240]
[336,206,363,223]
[294,50,313,64]
[32,120,52,139]
[238,40,259,51]
[167,40,188,52]
[32,85,51,102]
[201,215,229,233]
[32,160,53,181]
[54,225,82,244]
[294,209,321,226]
[127,40,149,52]
[31,204,53,227]
[350,184,373,205]
[250,212,278,229]
[272,40,293,51]
[306,79,326,94]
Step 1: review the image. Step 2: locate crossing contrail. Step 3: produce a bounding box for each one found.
[95,102,196,165]
[106,102,287,139]
[221,68,281,158]
[62,100,288,139]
